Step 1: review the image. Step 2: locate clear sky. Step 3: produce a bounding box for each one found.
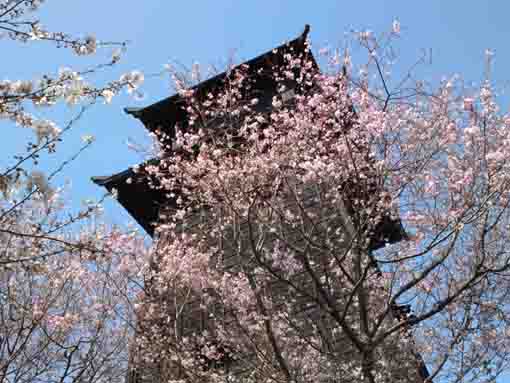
[4,0,510,225]
[3,1,510,379]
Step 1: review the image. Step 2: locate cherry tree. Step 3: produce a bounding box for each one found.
[0,1,146,382]
[126,25,510,383]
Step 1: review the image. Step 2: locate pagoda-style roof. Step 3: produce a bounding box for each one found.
[123,24,314,139]
[91,25,406,250]
[92,166,165,236]
[92,25,314,236]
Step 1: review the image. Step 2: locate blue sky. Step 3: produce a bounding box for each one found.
[3,2,510,379]
[4,1,510,227]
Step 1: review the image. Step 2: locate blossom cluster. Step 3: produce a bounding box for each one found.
[0,2,149,382]
[125,28,510,382]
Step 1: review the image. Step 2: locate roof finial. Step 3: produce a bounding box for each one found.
[302,24,310,40]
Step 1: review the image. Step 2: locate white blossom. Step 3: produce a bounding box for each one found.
[101,89,114,104]
[26,170,53,201]
[81,134,95,144]
[64,79,85,105]
[120,70,144,94]
[392,19,401,35]
[33,119,60,143]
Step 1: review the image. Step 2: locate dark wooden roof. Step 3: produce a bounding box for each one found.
[124,24,314,139]
[92,26,314,235]
[91,25,406,250]
[92,164,166,236]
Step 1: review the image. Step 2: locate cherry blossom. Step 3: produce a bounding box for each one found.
[0,2,148,382]
[121,27,510,383]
